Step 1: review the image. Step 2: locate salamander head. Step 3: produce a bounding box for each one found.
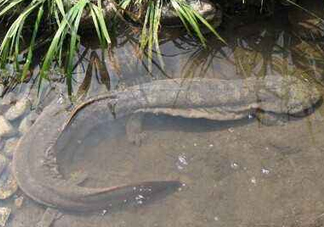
[282,77,322,115]
[258,76,322,115]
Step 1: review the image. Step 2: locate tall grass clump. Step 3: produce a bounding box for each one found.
[0,0,223,95]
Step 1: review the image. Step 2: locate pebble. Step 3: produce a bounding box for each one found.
[4,97,31,121]
[0,116,17,138]
[0,207,11,227]
[0,165,18,200]
[18,111,38,134]
[2,138,19,159]
[230,162,239,170]
[14,196,24,208]
[250,177,257,185]
[0,155,8,176]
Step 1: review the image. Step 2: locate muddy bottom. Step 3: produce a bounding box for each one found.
[9,104,324,227]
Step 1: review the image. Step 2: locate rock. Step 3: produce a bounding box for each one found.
[18,111,39,134]
[0,165,18,200]
[14,196,24,208]
[0,85,3,95]
[0,207,11,227]
[1,92,16,106]
[3,138,19,159]
[0,155,7,176]
[160,0,222,27]
[4,97,31,121]
[0,116,17,138]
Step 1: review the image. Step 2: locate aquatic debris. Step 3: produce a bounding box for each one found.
[0,165,18,200]
[36,208,61,227]
[0,116,16,138]
[288,0,324,41]
[4,97,31,121]
[14,196,24,208]
[261,168,270,175]
[176,153,189,170]
[0,207,11,227]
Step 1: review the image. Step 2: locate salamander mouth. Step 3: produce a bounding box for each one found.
[290,97,323,118]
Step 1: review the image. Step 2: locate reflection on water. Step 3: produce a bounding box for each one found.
[3,2,324,227]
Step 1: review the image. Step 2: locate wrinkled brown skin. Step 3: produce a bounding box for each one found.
[13,76,321,212]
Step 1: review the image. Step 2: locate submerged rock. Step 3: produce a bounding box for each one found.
[3,138,19,159]
[0,165,18,200]
[0,116,17,138]
[0,207,11,227]
[18,111,39,134]
[4,97,31,121]
[160,0,222,27]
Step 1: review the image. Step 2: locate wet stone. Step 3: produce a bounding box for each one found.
[0,207,11,227]
[4,97,31,121]
[18,111,39,134]
[0,116,17,138]
[0,155,8,176]
[2,138,19,159]
[0,165,18,200]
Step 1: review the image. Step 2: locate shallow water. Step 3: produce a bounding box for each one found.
[2,2,324,227]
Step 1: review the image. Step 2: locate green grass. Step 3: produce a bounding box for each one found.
[0,0,223,95]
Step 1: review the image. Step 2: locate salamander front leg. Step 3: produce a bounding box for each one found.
[126,112,146,146]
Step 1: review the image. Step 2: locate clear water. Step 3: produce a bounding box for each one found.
[4,2,324,227]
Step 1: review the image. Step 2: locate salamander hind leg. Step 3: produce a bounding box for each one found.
[255,111,289,126]
[126,112,146,146]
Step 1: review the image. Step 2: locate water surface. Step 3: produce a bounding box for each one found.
[4,3,324,227]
